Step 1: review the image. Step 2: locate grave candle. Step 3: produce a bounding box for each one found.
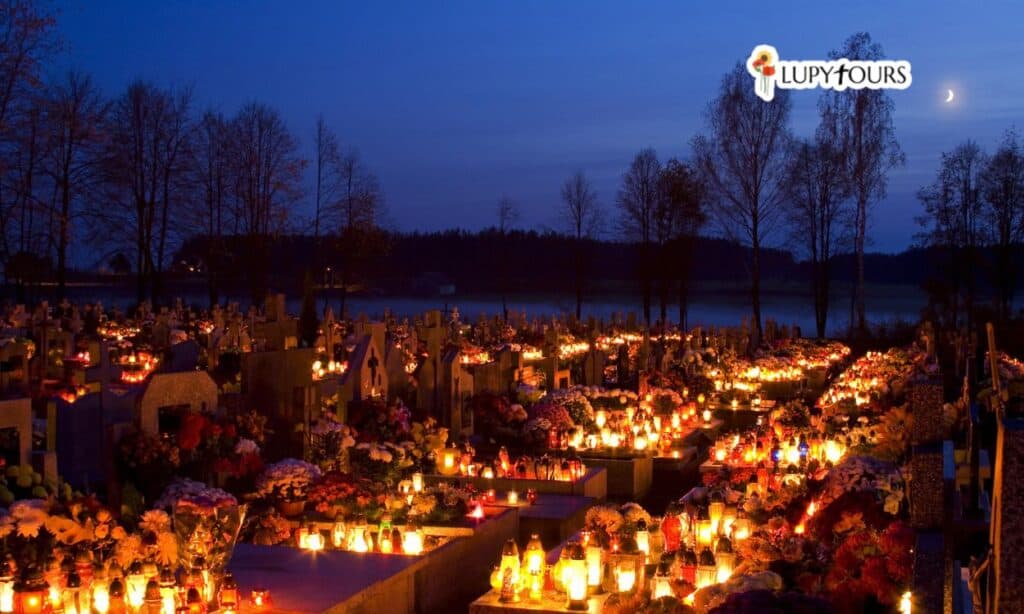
[249,588,272,610]
[565,544,587,610]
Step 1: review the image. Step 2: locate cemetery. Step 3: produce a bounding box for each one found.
[0,297,1013,613]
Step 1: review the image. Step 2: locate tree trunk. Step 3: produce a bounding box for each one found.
[57,174,70,301]
[750,228,762,351]
[574,238,583,320]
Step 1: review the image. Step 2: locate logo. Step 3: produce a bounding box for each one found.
[746,44,912,102]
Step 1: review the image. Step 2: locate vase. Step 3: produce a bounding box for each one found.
[277,500,306,517]
[173,503,247,601]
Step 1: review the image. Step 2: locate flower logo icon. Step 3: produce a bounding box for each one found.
[747,45,779,101]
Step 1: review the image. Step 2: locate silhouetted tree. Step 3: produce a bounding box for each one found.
[229,102,306,305]
[820,32,904,335]
[617,148,661,325]
[980,128,1024,321]
[0,0,57,268]
[786,138,849,338]
[657,158,706,330]
[560,170,601,319]
[331,147,381,318]
[42,71,108,299]
[96,81,185,304]
[189,110,231,306]
[916,141,986,329]
[694,63,792,347]
[312,115,339,242]
[496,195,519,320]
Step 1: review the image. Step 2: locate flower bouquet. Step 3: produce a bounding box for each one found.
[256,459,322,516]
[169,481,246,593]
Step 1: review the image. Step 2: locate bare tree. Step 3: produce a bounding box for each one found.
[331,147,381,317]
[496,195,519,320]
[617,148,661,324]
[0,0,57,265]
[189,110,231,306]
[693,64,792,346]
[916,141,986,329]
[42,70,108,299]
[980,128,1024,321]
[560,170,601,319]
[820,32,904,335]
[151,86,192,302]
[229,102,306,305]
[657,158,706,329]
[96,81,173,304]
[312,114,342,242]
[786,138,849,338]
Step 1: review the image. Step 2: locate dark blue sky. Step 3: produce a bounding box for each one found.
[56,1,1024,252]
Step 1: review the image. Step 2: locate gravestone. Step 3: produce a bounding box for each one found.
[0,398,32,467]
[137,371,218,436]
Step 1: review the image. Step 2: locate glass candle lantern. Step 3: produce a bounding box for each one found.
[184,587,205,614]
[676,547,698,586]
[13,570,48,614]
[635,520,650,563]
[651,561,673,599]
[585,542,602,591]
[660,511,682,553]
[722,506,738,536]
[249,588,271,610]
[0,559,15,614]
[437,446,460,476]
[715,537,735,583]
[158,568,176,614]
[125,562,147,611]
[603,553,643,595]
[497,540,521,603]
[564,543,587,611]
[90,566,108,614]
[731,515,751,542]
[350,516,370,552]
[402,525,425,555]
[331,521,347,548]
[63,572,85,614]
[523,535,545,577]
[523,535,545,601]
[107,578,126,614]
[507,491,519,505]
[696,518,713,548]
[695,548,717,589]
[411,472,424,492]
[708,499,725,536]
[378,529,393,554]
[142,579,163,614]
[217,573,238,613]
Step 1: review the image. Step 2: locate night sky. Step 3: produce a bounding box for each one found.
[55,1,1024,253]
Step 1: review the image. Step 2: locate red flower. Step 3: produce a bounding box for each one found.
[178,413,210,451]
[224,423,238,438]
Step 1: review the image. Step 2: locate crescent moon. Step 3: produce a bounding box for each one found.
[945,89,955,103]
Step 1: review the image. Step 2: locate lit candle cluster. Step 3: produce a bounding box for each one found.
[118,351,159,384]
[311,358,347,380]
[296,514,433,556]
[0,557,241,614]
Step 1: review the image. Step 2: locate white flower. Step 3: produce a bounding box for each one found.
[234,438,260,455]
